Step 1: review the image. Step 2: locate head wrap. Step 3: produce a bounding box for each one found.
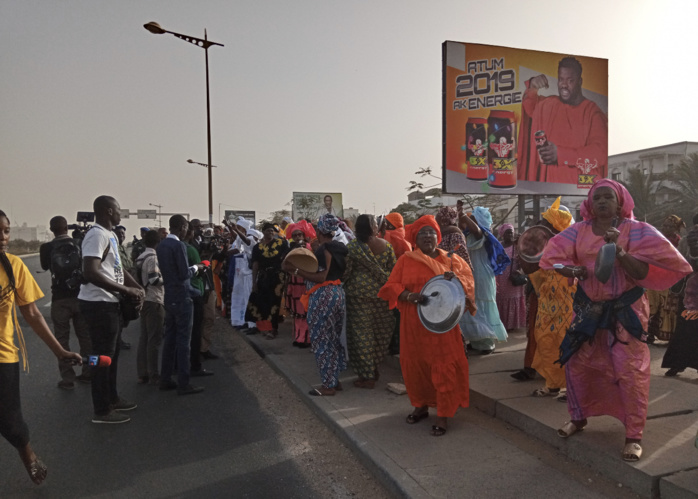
[580,179,635,221]
[337,220,355,241]
[248,228,263,240]
[317,214,339,235]
[287,220,316,241]
[664,215,685,231]
[237,217,252,230]
[472,207,492,229]
[542,197,574,232]
[437,206,458,226]
[282,216,293,224]
[405,215,442,248]
[498,223,514,238]
[385,212,404,230]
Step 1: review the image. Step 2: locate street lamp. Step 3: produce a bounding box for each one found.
[144,21,224,225]
[187,159,218,169]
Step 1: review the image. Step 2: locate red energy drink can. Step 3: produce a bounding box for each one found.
[465,117,488,181]
[487,110,517,189]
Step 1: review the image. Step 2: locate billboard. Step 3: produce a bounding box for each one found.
[224,210,256,226]
[292,192,344,221]
[443,41,608,195]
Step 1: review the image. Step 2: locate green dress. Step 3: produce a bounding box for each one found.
[343,239,397,380]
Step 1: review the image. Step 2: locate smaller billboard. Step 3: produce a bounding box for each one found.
[224,210,256,226]
[293,192,344,222]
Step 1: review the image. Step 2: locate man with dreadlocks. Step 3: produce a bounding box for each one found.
[0,209,81,485]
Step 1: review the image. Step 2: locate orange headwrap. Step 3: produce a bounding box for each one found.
[385,212,404,230]
[405,215,442,248]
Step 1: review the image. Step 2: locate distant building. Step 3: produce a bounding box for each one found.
[13,223,50,242]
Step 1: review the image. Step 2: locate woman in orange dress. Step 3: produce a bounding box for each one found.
[378,215,474,436]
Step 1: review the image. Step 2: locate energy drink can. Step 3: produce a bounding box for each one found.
[465,117,488,181]
[487,110,517,189]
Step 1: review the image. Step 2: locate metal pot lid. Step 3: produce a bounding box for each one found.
[595,242,616,284]
[417,275,467,334]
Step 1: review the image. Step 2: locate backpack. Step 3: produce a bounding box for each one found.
[134,253,155,289]
[50,239,83,291]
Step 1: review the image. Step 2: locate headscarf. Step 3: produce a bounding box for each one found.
[338,220,355,241]
[542,197,574,233]
[437,206,458,226]
[498,223,514,238]
[385,212,404,230]
[664,215,685,232]
[237,217,252,230]
[580,179,635,221]
[287,220,316,241]
[405,215,442,248]
[466,207,510,276]
[317,214,339,235]
[282,216,293,224]
[472,206,493,229]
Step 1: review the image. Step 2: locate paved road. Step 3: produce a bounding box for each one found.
[1,255,390,498]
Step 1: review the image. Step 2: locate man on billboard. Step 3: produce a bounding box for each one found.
[519,57,607,186]
[314,195,339,220]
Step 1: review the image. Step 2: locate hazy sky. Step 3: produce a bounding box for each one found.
[2,0,697,234]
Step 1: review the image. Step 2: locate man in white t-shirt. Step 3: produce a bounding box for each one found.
[78,195,145,424]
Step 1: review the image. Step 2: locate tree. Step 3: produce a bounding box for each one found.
[620,166,660,223]
[665,152,698,223]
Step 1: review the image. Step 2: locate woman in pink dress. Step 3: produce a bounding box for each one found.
[283,221,316,348]
[495,224,527,331]
[540,179,692,462]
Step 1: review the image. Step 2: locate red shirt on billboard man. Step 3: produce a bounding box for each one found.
[517,57,608,187]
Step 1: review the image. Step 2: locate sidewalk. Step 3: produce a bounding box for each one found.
[235,322,698,498]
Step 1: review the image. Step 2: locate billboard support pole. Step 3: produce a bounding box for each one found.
[533,195,541,222]
[518,195,526,230]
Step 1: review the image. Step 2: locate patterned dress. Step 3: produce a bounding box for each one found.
[494,244,527,330]
[438,230,472,268]
[344,239,397,380]
[307,241,348,389]
[246,237,289,330]
[529,269,576,389]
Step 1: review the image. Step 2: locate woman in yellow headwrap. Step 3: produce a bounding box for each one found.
[520,197,576,400]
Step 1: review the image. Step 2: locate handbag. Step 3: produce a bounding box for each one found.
[118,294,140,322]
[508,245,528,286]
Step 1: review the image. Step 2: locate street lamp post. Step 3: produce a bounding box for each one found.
[144,21,223,225]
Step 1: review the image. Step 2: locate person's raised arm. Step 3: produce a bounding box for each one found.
[458,213,482,240]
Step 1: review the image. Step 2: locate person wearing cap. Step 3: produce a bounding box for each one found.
[130,227,150,261]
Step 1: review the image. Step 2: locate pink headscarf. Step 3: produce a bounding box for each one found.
[580,179,635,221]
[498,223,514,238]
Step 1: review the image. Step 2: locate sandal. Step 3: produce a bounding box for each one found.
[510,369,535,381]
[532,387,560,397]
[263,330,278,340]
[558,421,585,438]
[308,386,336,396]
[406,410,429,424]
[555,390,568,402]
[26,458,47,485]
[431,425,447,437]
[622,442,642,462]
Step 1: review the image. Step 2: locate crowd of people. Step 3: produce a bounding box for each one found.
[2,180,698,485]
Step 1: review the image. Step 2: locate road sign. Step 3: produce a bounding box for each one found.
[137,209,157,220]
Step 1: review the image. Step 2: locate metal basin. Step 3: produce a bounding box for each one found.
[417,275,467,334]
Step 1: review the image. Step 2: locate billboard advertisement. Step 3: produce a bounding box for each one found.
[224,210,256,226]
[443,41,608,195]
[292,192,344,221]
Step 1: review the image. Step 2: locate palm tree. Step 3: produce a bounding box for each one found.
[620,166,661,223]
[667,152,698,208]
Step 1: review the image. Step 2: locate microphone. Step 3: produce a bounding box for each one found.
[72,355,112,367]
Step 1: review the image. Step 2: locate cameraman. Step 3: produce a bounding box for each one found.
[39,216,92,389]
[190,219,220,360]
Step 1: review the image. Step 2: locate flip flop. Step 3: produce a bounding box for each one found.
[431,425,447,437]
[308,387,336,397]
[532,387,560,397]
[558,421,585,438]
[622,442,642,462]
[406,411,429,424]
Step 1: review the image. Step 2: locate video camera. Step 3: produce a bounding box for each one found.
[67,211,94,241]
